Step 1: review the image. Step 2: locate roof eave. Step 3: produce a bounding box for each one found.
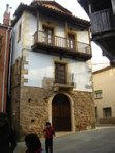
[12,3,90,29]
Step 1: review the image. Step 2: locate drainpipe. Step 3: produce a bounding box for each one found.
[1,27,10,112]
[7,29,13,103]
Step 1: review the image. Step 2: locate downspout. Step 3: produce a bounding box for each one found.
[1,27,10,112]
[7,29,13,107]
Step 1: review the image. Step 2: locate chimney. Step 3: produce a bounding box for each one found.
[3,4,10,26]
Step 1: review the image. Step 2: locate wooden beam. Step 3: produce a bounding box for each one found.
[111,0,115,14]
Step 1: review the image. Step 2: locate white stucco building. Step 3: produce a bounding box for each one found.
[11,0,95,138]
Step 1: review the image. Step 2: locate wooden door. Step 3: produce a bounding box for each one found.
[55,63,66,84]
[52,94,71,131]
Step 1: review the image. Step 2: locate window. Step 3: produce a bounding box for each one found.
[103,107,112,119]
[55,62,66,84]
[43,26,54,44]
[67,33,75,49]
[94,90,103,99]
[18,24,22,42]
[0,35,3,54]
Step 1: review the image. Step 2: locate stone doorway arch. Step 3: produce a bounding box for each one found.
[52,94,71,131]
[48,92,75,132]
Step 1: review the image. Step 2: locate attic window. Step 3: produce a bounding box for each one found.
[18,23,22,42]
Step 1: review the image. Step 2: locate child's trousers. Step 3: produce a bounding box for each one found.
[45,138,53,153]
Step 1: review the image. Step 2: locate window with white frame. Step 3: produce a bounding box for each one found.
[94,90,103,99]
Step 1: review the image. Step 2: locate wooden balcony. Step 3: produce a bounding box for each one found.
[90,9,115,34]
[31,31,91,60]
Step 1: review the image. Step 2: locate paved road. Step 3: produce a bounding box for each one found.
[14,126,115,153]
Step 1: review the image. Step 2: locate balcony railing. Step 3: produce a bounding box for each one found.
[43,73,75,91]
[33,30,91,55]
[90,9,112,34]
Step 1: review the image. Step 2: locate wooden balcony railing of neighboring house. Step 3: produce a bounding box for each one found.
[90,9,114,34]
[32,30,91,60]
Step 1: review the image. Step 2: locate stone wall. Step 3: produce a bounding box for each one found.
[70,91,95,130]
[11,57,95,139]
[10,57,22,138]
[20,87,54,137]
[13,86,95,139]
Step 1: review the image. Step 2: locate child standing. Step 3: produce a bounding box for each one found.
[43,122,55,153]
[25,133,42,153]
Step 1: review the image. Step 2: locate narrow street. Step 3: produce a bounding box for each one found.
[14,126,115,153]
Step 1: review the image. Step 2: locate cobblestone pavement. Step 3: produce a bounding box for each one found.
[14,126,115,153]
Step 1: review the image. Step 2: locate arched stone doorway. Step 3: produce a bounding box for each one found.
[52,94,71,131]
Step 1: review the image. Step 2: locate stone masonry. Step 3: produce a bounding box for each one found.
[11,51,95,138]
[11,57,95,139]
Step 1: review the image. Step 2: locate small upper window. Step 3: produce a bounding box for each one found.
[18,23,22,42]
[94,90,103,99]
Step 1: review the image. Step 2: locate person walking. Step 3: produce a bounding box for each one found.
[25,133,42,153]
[0,112,16,153]
[43,122,55,153]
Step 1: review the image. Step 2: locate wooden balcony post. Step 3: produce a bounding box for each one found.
[65,21,68,48]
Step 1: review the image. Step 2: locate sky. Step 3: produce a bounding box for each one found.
[0,0,110,71]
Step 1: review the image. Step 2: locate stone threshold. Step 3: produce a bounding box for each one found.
[55,131,75,138]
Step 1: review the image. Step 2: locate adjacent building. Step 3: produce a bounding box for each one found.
[11,0,95,138]
[93,66,115,124]
[0,5,11,112]
[78,0,115,65]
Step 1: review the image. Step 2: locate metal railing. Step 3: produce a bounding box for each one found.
[42,73,75,88]
[34,31,91,55]
[54,72,75,88]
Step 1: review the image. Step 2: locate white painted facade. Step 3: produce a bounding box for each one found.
[12,10,92,92]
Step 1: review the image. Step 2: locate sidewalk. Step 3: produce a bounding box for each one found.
[14,126,115,153]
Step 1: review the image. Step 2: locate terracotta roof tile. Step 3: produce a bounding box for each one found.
[12,2,90,28]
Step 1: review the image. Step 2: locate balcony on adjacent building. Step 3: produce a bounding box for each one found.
[31,30,91,60]
[90,9,115,34]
